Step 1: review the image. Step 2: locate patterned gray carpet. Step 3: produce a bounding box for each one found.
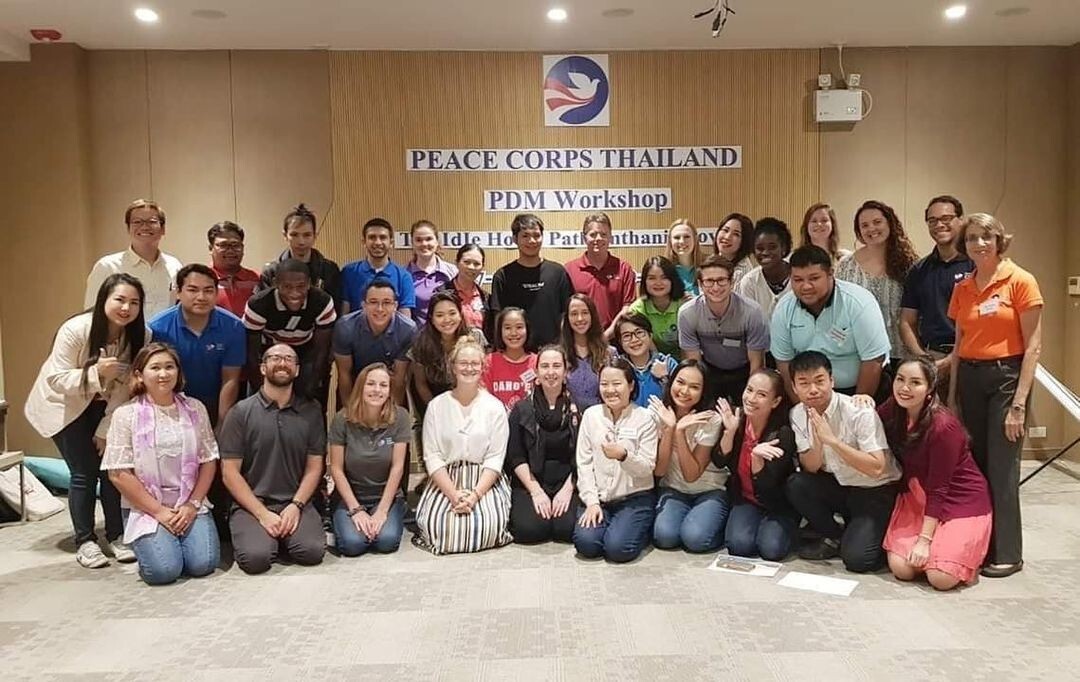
[3,463,1080,681]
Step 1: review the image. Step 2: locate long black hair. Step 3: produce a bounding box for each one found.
[661,359,710,413]
[81,273,147,394]
[882,356,949,459]
[411,290,471,389]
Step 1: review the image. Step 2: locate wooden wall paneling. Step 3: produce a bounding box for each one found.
[145,51,237,266]
[325,50,820,278]
[87,51,153,260]
[230,50,335,270]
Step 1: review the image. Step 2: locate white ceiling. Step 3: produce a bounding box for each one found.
[1,0,1078,60]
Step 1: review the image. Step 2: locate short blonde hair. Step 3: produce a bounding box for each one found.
[957,212,1012,257]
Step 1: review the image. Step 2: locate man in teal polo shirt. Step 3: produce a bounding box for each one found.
[770,245,890,403]
[149,264,246,426]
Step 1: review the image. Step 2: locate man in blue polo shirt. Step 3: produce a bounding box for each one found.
[770,245,890,403]
[333,279,417,407]
[899,195,973,383]
[149,264,246,426]
[341,218,417,317]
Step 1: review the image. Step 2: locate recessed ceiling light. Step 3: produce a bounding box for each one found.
[191,9,227,20]
[134,7,159,23]
[547,7,568,22]
[944,4,967,20]
[602,8,635,19]
[994,6,1030,18]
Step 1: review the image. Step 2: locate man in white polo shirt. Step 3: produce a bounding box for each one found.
[85,199,182,318]
[784,350,901,573]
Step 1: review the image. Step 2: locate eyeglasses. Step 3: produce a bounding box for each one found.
[619,329,649,343]
[130,218,162,229]
[455,360,483,369]
[213,241,244,251]
[926,215,957,227]
[365,300,396,308]
[263,354,298,365]
[700,277,731,289]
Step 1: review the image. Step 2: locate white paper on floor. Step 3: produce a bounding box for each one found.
[706,551,782,577]
[777,571,859,596]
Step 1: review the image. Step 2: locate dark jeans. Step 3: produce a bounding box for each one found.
[724,503,799,561]
[52,401,122,546]
[510,486,579,544]
[785,472,898,573]
[573,489,656,563]
[229,501,325,574]
[958,358,1025,565]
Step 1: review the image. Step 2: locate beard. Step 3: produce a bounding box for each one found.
[265,370,296,388]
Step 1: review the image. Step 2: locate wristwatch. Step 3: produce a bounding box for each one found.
[290,499,306,510]
[187,498,203,509]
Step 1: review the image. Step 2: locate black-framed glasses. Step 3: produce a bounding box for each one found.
[926,215,957,227]
[619,328,649,343]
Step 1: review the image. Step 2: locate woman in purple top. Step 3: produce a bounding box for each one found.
[878,357,992,590]
[103,342,221,585]
[407,220,458,327]
[560,294,615,412]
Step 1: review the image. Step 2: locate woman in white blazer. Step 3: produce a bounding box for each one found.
[25,273,148,568]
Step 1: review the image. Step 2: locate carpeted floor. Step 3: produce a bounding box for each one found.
[2,462,1080,681]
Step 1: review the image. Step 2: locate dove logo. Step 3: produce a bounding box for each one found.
[543,54,610,127]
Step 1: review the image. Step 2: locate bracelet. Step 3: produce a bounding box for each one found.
[1010,404,1026,412]
[918,533,933,543]
[290,499,305,510]
[346,506,363,518]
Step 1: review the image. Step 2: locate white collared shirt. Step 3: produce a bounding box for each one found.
[85,247,183,318]
[790,392,900,488]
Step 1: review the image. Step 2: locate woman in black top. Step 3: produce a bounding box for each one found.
[505,345,580,543]
[712,368,799,560]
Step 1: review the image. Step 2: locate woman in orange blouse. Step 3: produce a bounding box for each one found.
[947,213,1042,578]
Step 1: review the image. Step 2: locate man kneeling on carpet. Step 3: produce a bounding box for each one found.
[103,342,221,585]
[784,351,901,573]
[219,343,327,574]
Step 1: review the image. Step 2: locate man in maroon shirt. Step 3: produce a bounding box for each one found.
[208,221,261,317]
[564,213,637,329]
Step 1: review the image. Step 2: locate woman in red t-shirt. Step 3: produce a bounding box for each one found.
[712,369,798,561]
[483,307,537,411]
[880,357,992,590]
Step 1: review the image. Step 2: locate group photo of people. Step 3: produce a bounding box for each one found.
[25,194,1042,590]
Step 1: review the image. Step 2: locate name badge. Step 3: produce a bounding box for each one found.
[827,326,848,344]
[721,337,742,348]
[978,299,999,316]
[521,369,537,384]
[471,298,484,312]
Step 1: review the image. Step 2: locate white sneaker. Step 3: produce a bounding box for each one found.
[108,540,137,563]
[76,541,109,569]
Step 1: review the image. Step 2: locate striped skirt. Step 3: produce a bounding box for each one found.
[414,461,513,555]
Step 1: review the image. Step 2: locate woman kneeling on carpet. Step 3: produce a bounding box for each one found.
[102,342,220,585]
[714,368,800,561]
[573,357,658,563]
[415,336,513,554]
[328,362,410,556]
[506,345,580,544]
[878,356,992,590]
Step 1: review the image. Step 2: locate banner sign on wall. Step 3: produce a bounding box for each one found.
[484,188,671,213]
[407,146,741,171]
[395,229,714,250]
[543,54,610,127]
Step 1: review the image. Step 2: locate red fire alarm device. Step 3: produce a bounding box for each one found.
[30,29,63,42]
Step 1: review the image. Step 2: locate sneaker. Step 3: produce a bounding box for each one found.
[798,537,841,561]
[108,540,137,563]
[76,541,110,569]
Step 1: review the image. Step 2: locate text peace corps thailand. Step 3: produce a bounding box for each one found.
[406,146,742,171]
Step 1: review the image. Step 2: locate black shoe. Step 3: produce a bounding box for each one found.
[798,538,840,561]
[980,561,1023,578]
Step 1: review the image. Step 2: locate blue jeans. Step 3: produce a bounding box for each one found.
[724,503,799,561]
[653,487,730,553]
[573,490,656,563]
[332,498,406,556]
[130,513,220,586]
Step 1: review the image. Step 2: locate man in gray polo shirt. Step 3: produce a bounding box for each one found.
[220,343,327,574]
[678,254,770,403]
